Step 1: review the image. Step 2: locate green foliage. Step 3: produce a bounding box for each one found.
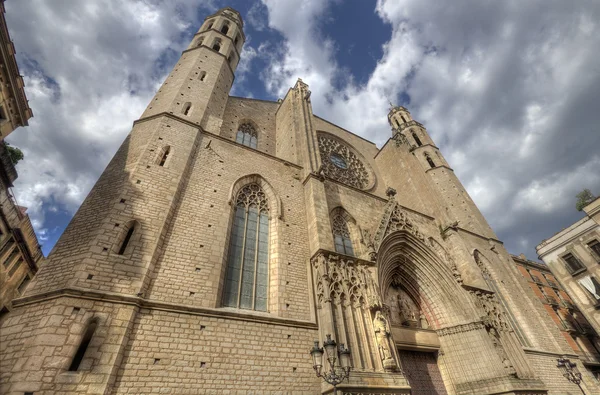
[576,189,596,211]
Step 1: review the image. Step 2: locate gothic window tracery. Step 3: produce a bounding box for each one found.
[331,211,354,256]
[236,123,257,149]
[223,184,269,311]
[317,134,371,190]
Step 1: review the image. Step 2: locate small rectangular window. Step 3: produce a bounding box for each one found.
[563,253,585,275]
[589,240,600,261]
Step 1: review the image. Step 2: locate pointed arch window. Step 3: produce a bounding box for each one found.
[212,39,221,52]
[158,145,170,167]
[412,131,422,146]
[223,184,269,311]
[221,22,230,35]
[197,37,204,47]
[236,123,257,149]
[182,102,192,116]
[332,212,354,256]
[425,154,435,168]
[116,220,139,256]
[68,319,98,371]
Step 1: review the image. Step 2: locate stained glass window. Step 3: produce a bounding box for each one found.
[223,184,269,311]
[332,212,354,256]
[236,123,258,149]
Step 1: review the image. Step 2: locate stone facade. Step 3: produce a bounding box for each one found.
[0,0,43,318]
[1,6,598,395]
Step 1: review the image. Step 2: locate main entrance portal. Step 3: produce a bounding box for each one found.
[398,350,448,395]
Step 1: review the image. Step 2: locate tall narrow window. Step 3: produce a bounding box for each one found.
[223,184,269,311]
[425,154,435,168]
[118,226,135,255]
[221,23,230,35]
[331,211,354,256]
[395,119,400,128]
[68,319,98,371]
[236,123,258,149]
[563,253,585,274]
[199,71,206,81]
[182,102,192,116]
[401,115,407,123]
[212,39,221,52]
[228,53,236,68]
[158,146,170,167]
[412,132,422,146]
[234,34,240,46]
[207,21,213,30]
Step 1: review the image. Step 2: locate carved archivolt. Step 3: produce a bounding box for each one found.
[312,253,380,308]
[317,134,372,190]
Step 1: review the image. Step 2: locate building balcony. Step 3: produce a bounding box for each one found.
[547,280,559,288]
[545,295,560,305]
[531,275,543,284]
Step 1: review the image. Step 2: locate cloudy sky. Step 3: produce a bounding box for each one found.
[5,0,600,259]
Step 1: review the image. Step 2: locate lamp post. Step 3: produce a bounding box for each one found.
[557,357,584,393]
[310,334,351,395]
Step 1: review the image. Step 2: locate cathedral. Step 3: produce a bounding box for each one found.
[1,6,599,395]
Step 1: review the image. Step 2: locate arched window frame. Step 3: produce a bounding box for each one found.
[68,317,99,371]
[330,207,358,257]
[425,153,435,168]
[156,145,172,167]
[212,38,222,52]
[221,22,230,35]
[223,183,271,311]
[196,36,204,47]
[412,131,423,147]
[236,122,258,149]
[206,20,214,30]
[114,220,141,257]
[223,175,282,313]
[182,102,192,116]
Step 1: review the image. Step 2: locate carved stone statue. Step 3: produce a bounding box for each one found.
[419,311,429,329]
[373,310,396,370]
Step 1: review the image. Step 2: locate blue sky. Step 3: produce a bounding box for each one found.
[4,0,600,259]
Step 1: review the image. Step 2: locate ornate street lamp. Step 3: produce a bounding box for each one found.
[310,334,351,394]
[557,357,583,392]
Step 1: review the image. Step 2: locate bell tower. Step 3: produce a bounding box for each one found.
[140,7,245,133]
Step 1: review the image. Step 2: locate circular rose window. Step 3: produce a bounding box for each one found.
[318,134,373,190]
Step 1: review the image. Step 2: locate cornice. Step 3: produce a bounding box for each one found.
[12,287,318,330]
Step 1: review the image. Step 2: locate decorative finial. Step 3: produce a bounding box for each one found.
[386,187,397,199]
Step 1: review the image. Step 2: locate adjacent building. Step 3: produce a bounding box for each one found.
[1,6,598,395]
[537,198,600,346]
[513,253,600,379]
[0,0,43,317]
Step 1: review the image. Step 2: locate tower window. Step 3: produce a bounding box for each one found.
[212,39,222,52]
[412,132,422,146]
[199,71,206,81]
[182,102,192,116]
[401,115,407,123]
[221,22,230,35]
[228,53,236,68]
[68,319,98,371]
[116,220,139,256]
[236,123,257,149]
[158,146,170,167]
[223,183,270,311]
[234,34,240,46]
[207,21,213,30]
[395,119,400,128]
[425,154,435,168]
[331,211,354,256]
[197,37,204,47]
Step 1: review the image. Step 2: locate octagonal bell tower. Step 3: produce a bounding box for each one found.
[141,7,246,133]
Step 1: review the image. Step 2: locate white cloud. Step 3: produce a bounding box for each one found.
[258,0,600,257]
